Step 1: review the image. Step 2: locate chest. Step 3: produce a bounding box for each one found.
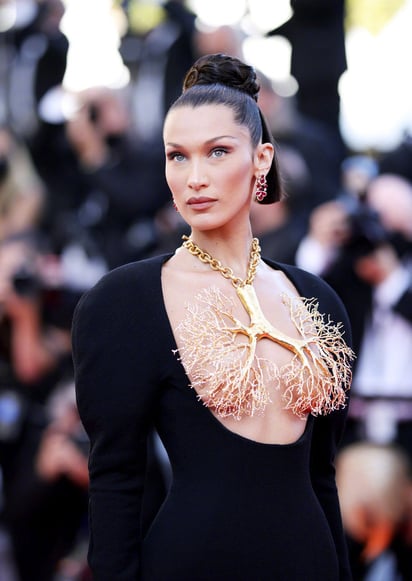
[160,259,351,442]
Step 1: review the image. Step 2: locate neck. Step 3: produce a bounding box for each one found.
[182,234,261,288]
[187,231,255,281]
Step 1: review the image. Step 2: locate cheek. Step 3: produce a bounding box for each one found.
[165,166,181,195]
[225,159,254,187]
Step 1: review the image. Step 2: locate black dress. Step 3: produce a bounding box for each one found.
[72,254,353,580]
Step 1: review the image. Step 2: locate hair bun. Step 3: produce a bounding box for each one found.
[183,53,260,102]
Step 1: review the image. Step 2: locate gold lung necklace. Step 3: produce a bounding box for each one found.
[178,236,353,420]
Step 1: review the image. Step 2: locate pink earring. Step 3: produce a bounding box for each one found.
[173,199,179,212]
[255,174,268,202]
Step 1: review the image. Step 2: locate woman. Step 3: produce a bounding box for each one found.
[72,53,354,580]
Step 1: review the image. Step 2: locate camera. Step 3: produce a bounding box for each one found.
[12,265,42,298]
[11,263,79,330]
[339,192,389,258]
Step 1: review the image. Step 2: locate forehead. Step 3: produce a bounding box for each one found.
[164,103,250,143]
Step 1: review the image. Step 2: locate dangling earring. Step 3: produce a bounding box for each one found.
[173,199,179,212]
[255,174,267,202]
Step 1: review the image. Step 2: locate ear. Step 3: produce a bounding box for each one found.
[254,142,274,177]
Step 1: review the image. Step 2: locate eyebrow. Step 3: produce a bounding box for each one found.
[165,135,237,148]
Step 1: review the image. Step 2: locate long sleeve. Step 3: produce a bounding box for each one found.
[310,408,352,580]
[72,262,164,580]
[308,278,353,580]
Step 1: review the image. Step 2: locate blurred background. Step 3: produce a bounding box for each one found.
[0,1,412,579]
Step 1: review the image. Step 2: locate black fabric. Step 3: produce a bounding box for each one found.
[72,254,352,580]
[394,288,412,323]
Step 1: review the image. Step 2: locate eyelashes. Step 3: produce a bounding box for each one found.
[211,147,229,158]
[166,147,230,162]
[167,151,185,162]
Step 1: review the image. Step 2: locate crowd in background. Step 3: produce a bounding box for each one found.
[0,1,412,579]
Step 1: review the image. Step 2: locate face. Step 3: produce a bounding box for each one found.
[163,104,271,233]
[367,175,412,239]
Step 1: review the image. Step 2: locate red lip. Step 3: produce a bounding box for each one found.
[187,196,215,204]
[187,196,216,209]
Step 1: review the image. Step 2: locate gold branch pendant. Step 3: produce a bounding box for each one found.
[175,285,354,420]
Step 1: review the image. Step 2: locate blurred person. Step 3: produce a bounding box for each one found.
[295,170,412,460]
[265,0,348,226]
[250,146,311,264]
[0,0,96,277]
[0,232,86,581]
[4,0,68,139]
[119,0,198,142]
[366,174,412,265]
[0,126,44,241]
[4,380,89,581]
[250,195,302,265]
[0,125,101,317]
[295,156,385,346]
[336,442,412,580]
[73,53,354,580]
[64,85,171,268]
[266,0,346,137]
[258,72,345,219]
[0,236,72,386]
[348,240,412,456]
[35,381,89,490]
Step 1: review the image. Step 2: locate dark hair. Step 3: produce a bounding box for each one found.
[168,53,283,204]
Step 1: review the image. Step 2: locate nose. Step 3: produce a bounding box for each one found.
[187,160,208,190]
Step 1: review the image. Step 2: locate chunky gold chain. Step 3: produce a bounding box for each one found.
[182,235,261,288]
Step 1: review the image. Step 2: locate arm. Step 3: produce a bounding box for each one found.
[65,101,170,220]
[7,294,63,382]
[295,200,351,275]
[356,247,412,324]
[309,282,353,581]
[72,266,161,580]
[310,407,352,580]
[0,241,71,383]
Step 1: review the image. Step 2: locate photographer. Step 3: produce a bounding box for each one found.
[64,86,171,268]
[0,233,89,580]
[6,380,90,581]
[295,171,412,462]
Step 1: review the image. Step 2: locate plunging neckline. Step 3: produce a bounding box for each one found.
[159,253,313,447]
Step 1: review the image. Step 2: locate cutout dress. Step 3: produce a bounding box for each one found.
[72,254,353,580]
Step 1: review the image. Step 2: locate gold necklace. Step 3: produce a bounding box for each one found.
[181,235,261,288]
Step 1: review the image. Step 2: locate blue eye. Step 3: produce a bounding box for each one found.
[168,152,186,162]
[211,148,228,158]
